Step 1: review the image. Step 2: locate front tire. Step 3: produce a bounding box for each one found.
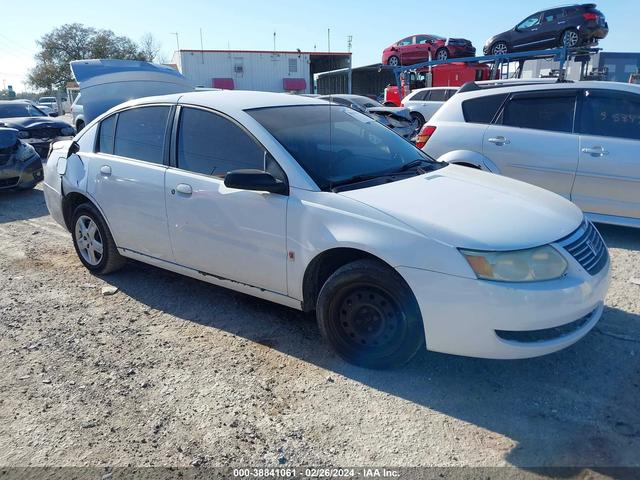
[387,55,400,66]
[71,203,125,274]
[491,41,509,55]
[316,259,425,369]
[435,48,449,61]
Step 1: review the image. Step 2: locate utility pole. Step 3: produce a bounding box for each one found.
[200,28,204,63]
[273,31,277,51]
[347,35,353,94]
[170,32,180,52]
[327,28,331,53]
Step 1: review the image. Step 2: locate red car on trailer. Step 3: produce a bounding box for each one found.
[382,34,476,66]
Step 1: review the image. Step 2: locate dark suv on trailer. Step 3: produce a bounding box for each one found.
[484,4,608,55]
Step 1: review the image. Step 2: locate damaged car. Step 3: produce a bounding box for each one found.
[0,101,75,158]
[0,127,43,190]
[318,94,418,141]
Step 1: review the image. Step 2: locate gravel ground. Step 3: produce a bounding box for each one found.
[0,186,639,469]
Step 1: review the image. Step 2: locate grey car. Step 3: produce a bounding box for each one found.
[0,128,43,190]
[318,94,417,141]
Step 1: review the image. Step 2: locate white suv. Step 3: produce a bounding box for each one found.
[421,81,640,228]
[401,87,458,128]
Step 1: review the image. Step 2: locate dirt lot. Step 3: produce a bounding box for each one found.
[0,186,639,469]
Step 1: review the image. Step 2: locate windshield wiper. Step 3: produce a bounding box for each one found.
[395,158,435,174]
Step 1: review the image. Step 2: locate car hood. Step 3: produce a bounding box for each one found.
[71,59,194,124]
[338,165,583,250]
[0,117,71,130]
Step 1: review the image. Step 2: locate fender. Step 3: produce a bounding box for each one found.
[436,149,500,173]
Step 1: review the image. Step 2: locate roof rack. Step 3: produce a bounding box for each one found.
[458,78,573,94]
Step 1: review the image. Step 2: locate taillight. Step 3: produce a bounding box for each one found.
[583,12,598,21]
[415,125,436,149]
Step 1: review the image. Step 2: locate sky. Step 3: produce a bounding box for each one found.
[1,0,638,92]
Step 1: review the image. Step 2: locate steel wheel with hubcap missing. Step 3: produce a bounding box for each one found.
[316,259,424,369]
[491,42,508,55]
[75,215,103,266]
[562,29,579,48]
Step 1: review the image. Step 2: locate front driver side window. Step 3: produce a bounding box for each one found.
[177,107,265,178]
[518,14,541,30]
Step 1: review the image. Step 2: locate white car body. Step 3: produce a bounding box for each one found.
[70,94,85,131]
[38,97,59,115]
[402,87,458,124]
[43,89,610,363]
[422,81,640,228]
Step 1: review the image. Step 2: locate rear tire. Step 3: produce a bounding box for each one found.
[491,41,509,55]
[71,203,125,274]
[316,259,425,369]
[561,28,580,48]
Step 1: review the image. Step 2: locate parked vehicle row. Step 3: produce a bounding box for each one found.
[419,80,640,228]
[40,60,611,370]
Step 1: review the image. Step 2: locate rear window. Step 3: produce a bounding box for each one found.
[501,93,576,133]
[429,90,448,102]
[462,94,507,124]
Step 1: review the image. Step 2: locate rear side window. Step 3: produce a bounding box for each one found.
[429,90,447,102]
[501,93,576,133]
[177,107,265,177]
[579,90,640,141]
[113,106,170,164]
[462,94,507,124]
[97,114,117,154]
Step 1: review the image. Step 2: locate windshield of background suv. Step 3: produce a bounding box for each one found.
[0,103,46,118]
[39,97,56,103]
[248,105,441,191]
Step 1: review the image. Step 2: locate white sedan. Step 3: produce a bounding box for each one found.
[43,90,610,368]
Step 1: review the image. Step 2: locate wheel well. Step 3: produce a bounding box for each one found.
[62,192,94,231]
[76,119,85,130]
[410,111,425,120]
[302,248,381,312]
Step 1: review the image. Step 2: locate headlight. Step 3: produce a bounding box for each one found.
[61,126,75,136]
[460,245,568,282]
[17,131,30,139]
[15,142,37,162]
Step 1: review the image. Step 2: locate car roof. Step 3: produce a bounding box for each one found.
[410,86,459,93]
[107,90,328,116]
[0,100,30,105]
[453,80,640,101]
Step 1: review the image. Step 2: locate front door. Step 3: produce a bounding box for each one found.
[483,90,579,198]
[572,89,640,219]
[164,106,288,294]
[86,105,174,261]
[512,13,543,50]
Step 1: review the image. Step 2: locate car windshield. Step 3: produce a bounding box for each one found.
[248,104,442,191]
[0,103,46,118]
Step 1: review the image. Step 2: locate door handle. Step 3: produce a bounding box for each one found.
[174,183,193,195]
[581,146,609,157]
[99,165,112,176]
[488,136,510,145]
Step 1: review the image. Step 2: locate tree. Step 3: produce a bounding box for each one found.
[28,24,159,91]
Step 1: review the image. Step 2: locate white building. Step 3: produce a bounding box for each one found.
[171,49,351,93]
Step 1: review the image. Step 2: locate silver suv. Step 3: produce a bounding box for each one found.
[421,81,640,228]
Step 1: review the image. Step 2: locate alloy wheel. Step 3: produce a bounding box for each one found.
[492,42,508,55]
[436,49,448,61]
[388,56,399,67]
[75,215,104,266]
[563,30,579,47]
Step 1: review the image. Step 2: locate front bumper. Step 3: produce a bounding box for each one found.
[397,255,610,359]
[0,154,43,190]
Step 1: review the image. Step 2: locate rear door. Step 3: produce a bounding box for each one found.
[536,8,565,48]
[86,105,174,260]
[572,88,640,219]
[483,89,579,198]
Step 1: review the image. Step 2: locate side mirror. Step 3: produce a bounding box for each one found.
[224,169,288,195]
[67,140,80,158]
